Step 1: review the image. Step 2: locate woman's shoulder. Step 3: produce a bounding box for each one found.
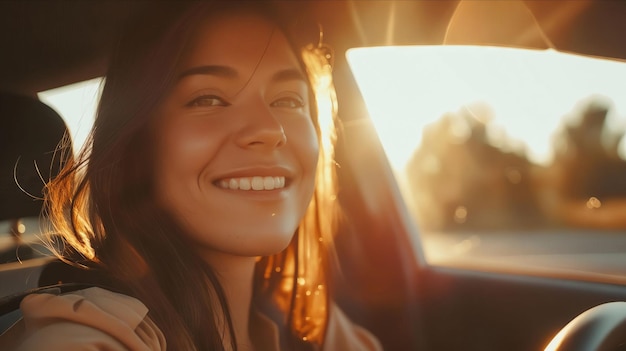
[1,287,165,351]
[325,303,384,351]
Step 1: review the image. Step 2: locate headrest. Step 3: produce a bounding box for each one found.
[0,92,72,221]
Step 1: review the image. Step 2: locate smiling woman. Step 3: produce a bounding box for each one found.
[1,2,381,351]
[6,1,626,351]
[152,12,319,259]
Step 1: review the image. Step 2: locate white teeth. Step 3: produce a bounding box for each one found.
[229,179,238,190]
[240,178,251,190]
[251,177,264,190]
[264,177,274,190]
[274,177,285,188]
[216,176,286,191]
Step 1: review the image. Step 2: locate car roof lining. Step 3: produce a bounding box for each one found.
[2,1,626,94]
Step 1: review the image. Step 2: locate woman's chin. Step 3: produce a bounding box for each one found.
[239,235,295,257]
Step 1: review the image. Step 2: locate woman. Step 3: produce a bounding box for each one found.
[3,2,382,351]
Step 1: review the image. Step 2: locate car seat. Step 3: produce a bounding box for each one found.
[0,92,72,263]
[0,92,73,333]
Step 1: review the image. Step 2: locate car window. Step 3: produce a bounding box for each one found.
[347,46,626,284]
[38,77,104,155]
[0,217,52,262]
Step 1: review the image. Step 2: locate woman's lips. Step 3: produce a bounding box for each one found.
[215,176,286,191]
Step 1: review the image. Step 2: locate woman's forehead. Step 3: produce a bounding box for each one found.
[197,11,275,41]
[181,11,300,73]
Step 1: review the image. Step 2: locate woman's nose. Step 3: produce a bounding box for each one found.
[234,106,287,150]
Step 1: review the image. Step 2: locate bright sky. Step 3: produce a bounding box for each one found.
[346,46,626,169]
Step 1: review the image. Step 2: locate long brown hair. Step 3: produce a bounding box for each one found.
[45,2,339,350]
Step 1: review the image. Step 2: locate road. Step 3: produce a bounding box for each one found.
[421,230,626,282]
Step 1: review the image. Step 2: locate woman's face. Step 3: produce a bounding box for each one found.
[152,12,319,257]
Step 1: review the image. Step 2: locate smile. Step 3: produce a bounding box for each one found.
[216,176,286,191]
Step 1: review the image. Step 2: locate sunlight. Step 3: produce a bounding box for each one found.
[38,77,104,155]
[346,46,626,169]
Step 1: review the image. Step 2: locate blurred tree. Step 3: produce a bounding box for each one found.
[548,98,626,229]
[405,103,543,233]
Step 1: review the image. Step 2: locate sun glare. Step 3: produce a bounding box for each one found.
[346,46,626,170]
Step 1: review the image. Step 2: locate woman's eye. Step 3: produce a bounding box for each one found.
[270,97,305,109]
[186,95,230,107]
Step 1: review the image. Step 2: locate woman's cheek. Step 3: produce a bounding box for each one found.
[163,116,223,169]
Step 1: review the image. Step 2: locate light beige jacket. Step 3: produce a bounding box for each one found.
[0,287,383,351]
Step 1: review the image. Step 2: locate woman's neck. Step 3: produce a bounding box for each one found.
[203,252,258,351]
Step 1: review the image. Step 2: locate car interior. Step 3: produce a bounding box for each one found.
[2,1,626,350]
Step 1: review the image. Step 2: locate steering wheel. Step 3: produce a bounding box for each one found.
[545,302,626,351]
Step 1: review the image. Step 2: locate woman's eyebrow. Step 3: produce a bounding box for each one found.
[271,69,306,83]
[177,65,239,81]
[176,66,305,84]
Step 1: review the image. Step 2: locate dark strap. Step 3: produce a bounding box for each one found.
[38,260,114,288]
[2,260,128,317]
